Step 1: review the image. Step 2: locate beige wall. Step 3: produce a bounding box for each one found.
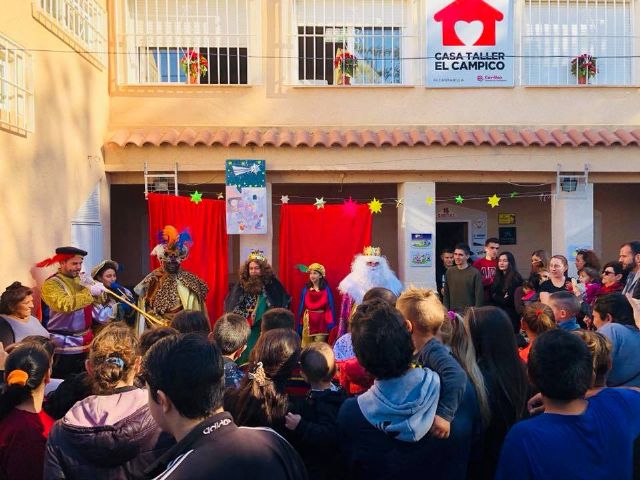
[0,2,110,289]
[107,1,640,130]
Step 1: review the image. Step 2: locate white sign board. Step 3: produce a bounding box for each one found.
[427,0,514,87]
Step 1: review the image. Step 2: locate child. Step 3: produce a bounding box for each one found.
[285,342,346,480]
[396,288,468,438]
[212,313,250,389]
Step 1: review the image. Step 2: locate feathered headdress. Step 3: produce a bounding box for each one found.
[36,246,88,268]
[295,263,326,277]
[151,225,193,262]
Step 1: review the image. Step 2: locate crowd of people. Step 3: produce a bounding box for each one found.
[0,230,640,479]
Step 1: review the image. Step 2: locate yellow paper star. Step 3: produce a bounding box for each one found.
[368,198,383,214]
[426,197,434,206]
[487,194,501,208]
[314,197,326,209]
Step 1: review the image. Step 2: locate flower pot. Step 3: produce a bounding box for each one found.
[188,73,200,85]
[577,74,587,85]
[340,74,351,85]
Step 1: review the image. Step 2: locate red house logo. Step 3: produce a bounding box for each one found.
[434,0,504,46]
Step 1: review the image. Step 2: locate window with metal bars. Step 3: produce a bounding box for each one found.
[294,0,407,85]
[32,0,107,67]
[522,0,635,86]
[0,34,34,133]
[115,0,254,85]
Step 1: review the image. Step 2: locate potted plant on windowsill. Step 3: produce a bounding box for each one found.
[180,49,208,84]
[571,53,597,85]
[334,48,358,85]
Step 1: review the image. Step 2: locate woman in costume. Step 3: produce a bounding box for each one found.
[296,263,334,346]
[90,260,135,328]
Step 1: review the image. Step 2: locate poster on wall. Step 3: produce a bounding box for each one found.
[409,233,433,267]
[427,0,514,87]
[225,160,267,235]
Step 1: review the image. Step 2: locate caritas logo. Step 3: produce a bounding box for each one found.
[434,0,504,46]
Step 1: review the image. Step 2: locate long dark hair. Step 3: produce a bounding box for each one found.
[225,328,301,428]
[305,276,328,290]
[0,343,51,420]
[491,252,523,295]
[466,306,528,427]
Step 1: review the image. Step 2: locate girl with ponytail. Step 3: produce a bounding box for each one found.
[0,342,53,480]
[44,322,172,479]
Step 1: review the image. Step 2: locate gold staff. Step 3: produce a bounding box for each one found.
[104,289,168,329]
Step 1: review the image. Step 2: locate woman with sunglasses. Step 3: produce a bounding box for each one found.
[598,262,625,297]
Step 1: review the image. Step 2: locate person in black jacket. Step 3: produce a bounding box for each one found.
[489,252,523,333]
[142,333,307,480]
[285,342,346,480]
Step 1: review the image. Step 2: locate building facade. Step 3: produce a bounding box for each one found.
[2,0,640,291]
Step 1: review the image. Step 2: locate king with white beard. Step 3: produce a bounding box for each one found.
[336,246,404,337]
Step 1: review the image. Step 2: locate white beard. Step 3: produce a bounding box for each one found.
[338,255,404,303]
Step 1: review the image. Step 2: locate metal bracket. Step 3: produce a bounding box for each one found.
[144,162,179,199]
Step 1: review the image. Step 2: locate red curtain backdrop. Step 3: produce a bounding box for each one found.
[279,204,372,323]
[147,193,228,322]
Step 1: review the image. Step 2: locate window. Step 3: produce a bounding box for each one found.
[293,1,408,85]
[0,33,34,133]
[115,0,257,85]
[522,0,634,86]
[32,0,107,67]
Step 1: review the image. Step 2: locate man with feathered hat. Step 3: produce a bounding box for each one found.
[336,246,404,337]
[224,250,291,361]
[37,246,107,378]
[134,226,209,334]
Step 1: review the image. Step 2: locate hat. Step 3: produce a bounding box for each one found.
[295,263,326,277]
[36,246,88,268]
[151,225,192,263]
[91,260,119,280]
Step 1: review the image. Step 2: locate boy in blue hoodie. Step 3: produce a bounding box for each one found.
[338,299,468,479]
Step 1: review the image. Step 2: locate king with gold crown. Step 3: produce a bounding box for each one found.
[336,246,404,338]
[224,249,291,361]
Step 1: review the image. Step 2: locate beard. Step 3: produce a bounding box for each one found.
[242,275,265,295]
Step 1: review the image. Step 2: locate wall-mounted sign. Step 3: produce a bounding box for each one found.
[409,233,433,267]
[427,0,514,87]
[499,227,516,245]
[498,213,516,225]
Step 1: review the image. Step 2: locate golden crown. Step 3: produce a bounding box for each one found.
[248,249,266,262]
[363,246,381,256]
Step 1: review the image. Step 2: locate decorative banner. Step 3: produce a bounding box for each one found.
[427,0,514,87]
[225,160,267,234]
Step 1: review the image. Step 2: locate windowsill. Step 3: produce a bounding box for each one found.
[523,84,639,89]
[113,83,253,95]
[289,84,415,89]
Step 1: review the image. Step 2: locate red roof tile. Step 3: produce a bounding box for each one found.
[105,127,640,148]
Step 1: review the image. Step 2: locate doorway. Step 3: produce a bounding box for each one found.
[436,221,469,254]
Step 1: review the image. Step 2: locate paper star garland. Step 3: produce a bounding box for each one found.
[487,194,501,208]
[217,192,224,199]
[343,197,359,216]
[314,197,326,210]
[426,197,434,206]
[395,198,404,208]
[455,195,464,204]
[190,191,203,204]
[368,198,383,214]
[510,191,518,198]
[280,195,290,204]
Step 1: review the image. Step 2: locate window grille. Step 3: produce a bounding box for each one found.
[114,0,257,85]
[292,0,410,85]
[0,33,34,133]
[32,0,107,67]
[522,0,635,86]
